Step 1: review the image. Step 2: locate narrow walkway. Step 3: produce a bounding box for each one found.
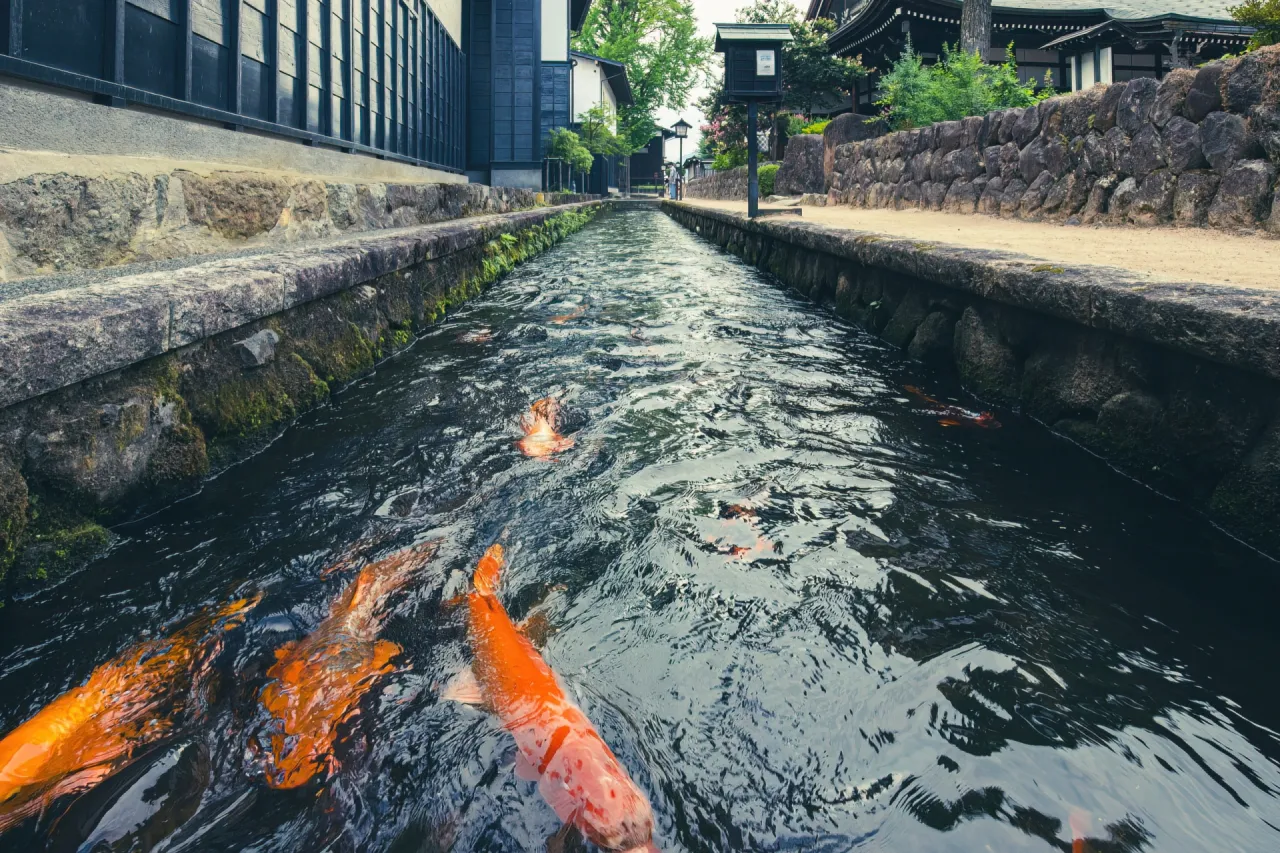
[683,199,1279,290]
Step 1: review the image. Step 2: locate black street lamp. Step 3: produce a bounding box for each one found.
[713,23,798,218]
[673,118,691,199]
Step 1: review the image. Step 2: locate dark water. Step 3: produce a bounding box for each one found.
[3,207,1280,853]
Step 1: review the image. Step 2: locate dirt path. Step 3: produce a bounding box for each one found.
[683,199,1280,290]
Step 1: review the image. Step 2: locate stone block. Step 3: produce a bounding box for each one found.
[1164,117,1208,173]
[1252,105,1280,165]
[233,329,281,367]
[1097,82,1127,132]
[954,307,1021,404]
[1125,124,1167,179]
[1012,106,1041,147]
[1019,170,1056,218]
[1117,77,1160,135]
[1186,61,1226,122]
[1061,85,1107,138]
[822,113,884,189]
[1207,159,1277,228]
[1225,49,1277,115]
[1201,112,1259,174]
[999,178,1028,217]
[1151,68,1196,128]
[937,120,964,154]
[978,177,1004,215]
[1174,171,1220,225]
[1082,174,1119,223]
[907,311,957,363]
[1128,169,1177,226]
[1107,176,1139,222]
[1019,137,1048,183]
[775,134,826,195]
[943,178,981,213]
[998,108,1022,145]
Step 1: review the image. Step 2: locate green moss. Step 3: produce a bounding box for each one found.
[13,496,111,587]
[0,459,29,583]
[190,351,329,443]
[1031,264,1067,274]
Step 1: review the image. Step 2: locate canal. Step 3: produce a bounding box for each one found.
[2,207,1279,852]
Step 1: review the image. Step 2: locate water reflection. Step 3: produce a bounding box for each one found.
[1,208,1278,852]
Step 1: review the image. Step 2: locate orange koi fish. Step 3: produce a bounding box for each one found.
[516,397,575,458]
[904,385,1001,429]
[445,545,659,852]
[458,328,494,344]
[705,504,776,561]
[257,541,439,789]
[0,596,259,832]
[1069,808,1093,853]
[550,304,588,325]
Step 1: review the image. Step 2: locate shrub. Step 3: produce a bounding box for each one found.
[801,119,831,134]
[758,163,780,196]
[546,127,594,172]
[1232,0,1280,48]
[873,41,1055,131]
[713,149,748,170]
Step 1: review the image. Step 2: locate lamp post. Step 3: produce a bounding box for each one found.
[673,118,691,200]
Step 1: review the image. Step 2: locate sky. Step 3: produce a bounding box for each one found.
[655,0,810,165]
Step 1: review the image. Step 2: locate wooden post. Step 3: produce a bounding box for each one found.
[344,0,355,142]
[268,0,279,122]
[960,0,992,57]
[747,99,759,218]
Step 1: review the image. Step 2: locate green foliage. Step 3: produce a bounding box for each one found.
[576,104,625,156]
[801,119,831,134]
[546,127,595,172]
[573,0,713,152]
[712,149,747,170]
[873,41,1054,131]
[757,163,779,196]
[1232,0,1280,47]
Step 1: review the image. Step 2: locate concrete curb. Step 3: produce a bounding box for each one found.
[663,201,1280,384]
[0,202,601,409]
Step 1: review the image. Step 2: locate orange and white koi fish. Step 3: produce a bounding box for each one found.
[516,397,575,458]
[0,596,259,832]
[904,385,1001,429]
[705,504,776,561]
[444,545,659,852]
[257,541,438,789]
[550,304,588,325]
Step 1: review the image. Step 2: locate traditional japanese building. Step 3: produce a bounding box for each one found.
[0,1,620,190]
[805,1,1255,113]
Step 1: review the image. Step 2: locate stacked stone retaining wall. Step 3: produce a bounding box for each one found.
[664,200,1280,558]
[684,163,779,200]
[830,45,1280,233]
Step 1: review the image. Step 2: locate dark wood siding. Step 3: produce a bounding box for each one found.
[2,0,465,172]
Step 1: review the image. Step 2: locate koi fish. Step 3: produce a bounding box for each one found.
[516,397,575,458]
[1069,808,1093,853]
[257,541,439,789]
[550,304,588,325]
[458,328,494,344]
[0,596,259,832]
[705,503,776,561]
[444,545,659,852]
[904,385,1001,429]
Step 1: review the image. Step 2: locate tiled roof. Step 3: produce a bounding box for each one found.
[961,1,1237,23]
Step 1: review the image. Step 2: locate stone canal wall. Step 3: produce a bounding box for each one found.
[830,46,1280,234]
[663,200,1280,556]
[0,202,600,587]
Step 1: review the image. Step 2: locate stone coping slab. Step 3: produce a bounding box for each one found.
[664,200,1280,384]
[0,202,600,410]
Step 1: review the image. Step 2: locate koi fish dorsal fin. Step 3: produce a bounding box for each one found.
[440,668,484,707]
[473,545,505,596]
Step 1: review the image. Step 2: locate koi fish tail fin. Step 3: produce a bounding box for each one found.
[217,591,264,628]
[472,544,505,596]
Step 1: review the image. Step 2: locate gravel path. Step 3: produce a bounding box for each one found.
[686,198,1280,289]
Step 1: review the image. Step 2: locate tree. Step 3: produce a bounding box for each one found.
[960,0,993,56]
[572,0,713,152]
[576,105,624,156]
[1232,0,1280,48]
[546,128,595,173]
[873,41,1052,131]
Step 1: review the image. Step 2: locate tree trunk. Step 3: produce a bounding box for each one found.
[960,0,993,57]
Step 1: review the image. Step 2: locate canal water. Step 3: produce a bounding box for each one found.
[2,207,1279,853]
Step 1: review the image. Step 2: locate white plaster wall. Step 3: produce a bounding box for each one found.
[572,59,618,131]
[427,0,463,46]
[542,0,569,61]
